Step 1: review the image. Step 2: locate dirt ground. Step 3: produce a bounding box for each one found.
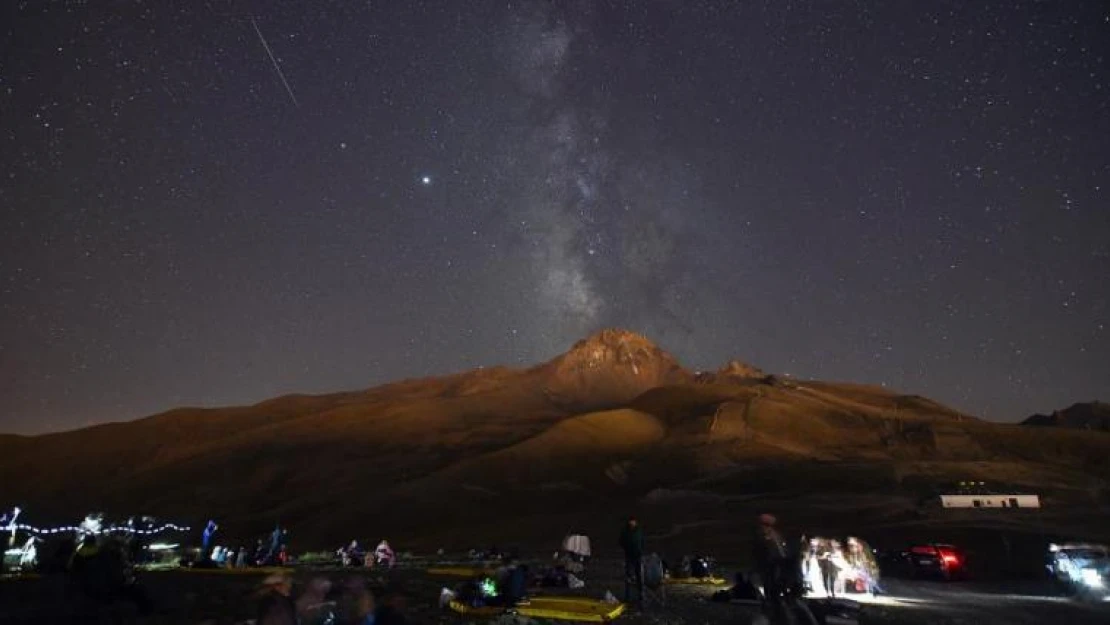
[4,505,1110,625]
[0,559,763,625]
[3,555,1110,625]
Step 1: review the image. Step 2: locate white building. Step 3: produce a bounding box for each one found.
[940,493,1041,509]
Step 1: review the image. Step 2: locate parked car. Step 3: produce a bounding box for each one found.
[903,543,966,580]
[1047,543,1109,601]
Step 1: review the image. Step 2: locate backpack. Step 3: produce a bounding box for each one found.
[643,553,665,588]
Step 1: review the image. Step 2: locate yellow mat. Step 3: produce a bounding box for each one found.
[519,597,627,622]
[0,572,40,582]
[449,597,626,622]
[448,600,504,617]
[665,575,728,586]
[427,565,497,577]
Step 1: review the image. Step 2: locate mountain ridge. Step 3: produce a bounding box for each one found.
[1023,401,1110,431]
[1,328,1108,549]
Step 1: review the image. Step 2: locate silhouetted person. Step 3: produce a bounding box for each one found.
[47,537,77,575]
[267,524,286,564]
[619,516,644,607]
[254,538,267,565]
[70,535,154,615]
[339,578,376,625]
[128,534,147,566]
[257,572,297,625]
[818,541,837,598]
[752,514,787,621]
[44,537,77,603]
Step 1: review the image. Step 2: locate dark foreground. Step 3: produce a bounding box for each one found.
[2,559,1109,625]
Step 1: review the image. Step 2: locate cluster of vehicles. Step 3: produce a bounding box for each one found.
[870,539,1107,602]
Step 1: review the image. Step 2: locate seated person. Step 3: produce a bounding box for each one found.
[492,560,529,605]
[375,540,395,568]
[689,555,714,579]
[710,572,762,602]
[535,564,569,588]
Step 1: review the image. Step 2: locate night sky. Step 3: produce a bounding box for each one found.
[2,1,1108,434]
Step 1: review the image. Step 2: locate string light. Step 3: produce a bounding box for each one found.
[4,507,189,536]
[10,522,191,535]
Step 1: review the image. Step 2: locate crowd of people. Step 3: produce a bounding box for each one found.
[617,513,869,624]
[197,522,291,569]
[800,536,881,597]
[11,522,415,625]
[5,508,871,625]
[335,539,396,568]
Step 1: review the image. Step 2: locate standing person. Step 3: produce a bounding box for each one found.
[818,539,837,598]
[268,525,285,563]
[202,520,218,554]
[619,516,645,607]
[752,514,787,618]
[827,540,849,596]
[69,535,155,616]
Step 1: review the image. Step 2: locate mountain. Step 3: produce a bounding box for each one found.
[541,329,691,408]
[1023,401,1110,431]
[2,328,1109,551]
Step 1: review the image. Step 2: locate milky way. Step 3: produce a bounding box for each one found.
[1,1,1107,433]
[499,3,719,353]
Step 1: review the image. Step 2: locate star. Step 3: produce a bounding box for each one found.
[0,0,1107,434]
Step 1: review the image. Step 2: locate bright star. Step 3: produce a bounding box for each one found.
[420,175,432,186]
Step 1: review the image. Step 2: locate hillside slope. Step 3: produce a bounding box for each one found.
[2,329,1108,548]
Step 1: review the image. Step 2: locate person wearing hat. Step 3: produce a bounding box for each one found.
[257,571,296,625]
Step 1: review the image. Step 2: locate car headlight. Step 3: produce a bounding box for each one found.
[1080,569,1104,588]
